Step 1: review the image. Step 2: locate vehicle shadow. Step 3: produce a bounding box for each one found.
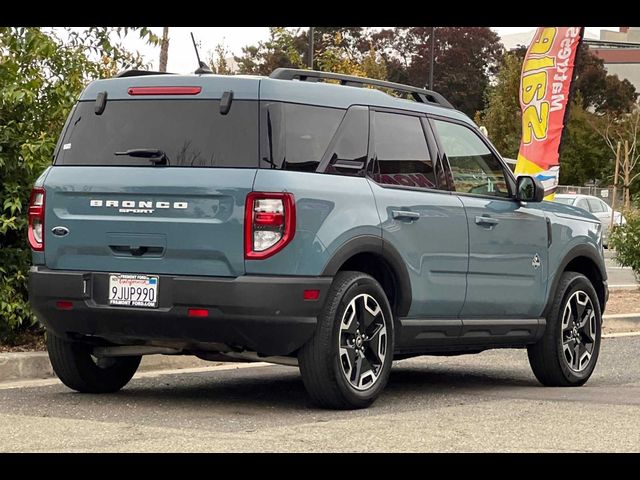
[63,362,541,413]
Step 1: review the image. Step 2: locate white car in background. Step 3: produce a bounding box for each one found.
[553,193,626,247]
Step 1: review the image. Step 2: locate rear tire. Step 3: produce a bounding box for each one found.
[298,271,394,410]
[528,272,602,386]
[47,333,141,393]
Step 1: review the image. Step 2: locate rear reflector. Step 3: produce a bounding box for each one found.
[188,308,209,318]
[128,86,202,96]
[56,301,73,310]
[303,289,320,301]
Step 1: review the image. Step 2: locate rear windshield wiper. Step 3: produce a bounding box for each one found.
[115,148,170,166]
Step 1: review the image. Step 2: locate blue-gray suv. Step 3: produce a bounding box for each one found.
[28,68,608,409]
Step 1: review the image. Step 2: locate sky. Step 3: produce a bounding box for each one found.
[119,27,618,74]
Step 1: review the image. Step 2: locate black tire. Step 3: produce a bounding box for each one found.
[528,272,602,386]
[47,333,141,393]
[298,271,394,409]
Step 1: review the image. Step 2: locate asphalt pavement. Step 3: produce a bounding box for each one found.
[605,249,637,287]
[1,334,639,452]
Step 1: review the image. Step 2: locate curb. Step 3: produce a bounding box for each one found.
[604,313,640,322]
[0,351,222,384]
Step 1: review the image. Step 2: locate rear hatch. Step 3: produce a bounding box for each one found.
[44,75,260,277]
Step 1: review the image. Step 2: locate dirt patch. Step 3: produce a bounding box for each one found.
[605,288,640,315]
[0,331,45,353]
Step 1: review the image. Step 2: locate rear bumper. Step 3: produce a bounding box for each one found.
[29,267,332,356]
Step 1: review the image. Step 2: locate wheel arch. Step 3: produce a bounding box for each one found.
[545,244,607,317]
[322,235,412,318]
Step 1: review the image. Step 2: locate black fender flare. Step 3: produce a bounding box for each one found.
[321,235,412,317]
[544,243,607,317]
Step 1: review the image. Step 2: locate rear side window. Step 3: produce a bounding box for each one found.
[324,106,369,176]
[260,102,345,171]
[55,99,258,167]
[372,112,436,189]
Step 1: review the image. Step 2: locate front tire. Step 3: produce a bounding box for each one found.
[298,271,394,410]
[47,333,141,393]
[528,272,602,386]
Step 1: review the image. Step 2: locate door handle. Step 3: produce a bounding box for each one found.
[392,210,420,221]
[474,215,499,227]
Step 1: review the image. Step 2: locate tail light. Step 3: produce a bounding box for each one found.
[28,187,45,251]
[245,192,295,259]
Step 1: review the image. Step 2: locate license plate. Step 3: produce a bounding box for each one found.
[108,274,159,308]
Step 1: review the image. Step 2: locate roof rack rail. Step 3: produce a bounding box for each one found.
[114,70,176,78]
[269,68,454,109]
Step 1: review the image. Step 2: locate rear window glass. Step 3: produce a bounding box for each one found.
[553,197,575,205]
[260,102,345,172]
[55,99,258,167]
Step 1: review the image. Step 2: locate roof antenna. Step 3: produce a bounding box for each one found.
[190,32,213,74]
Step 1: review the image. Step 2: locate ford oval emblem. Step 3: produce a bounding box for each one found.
[51,226,70,237]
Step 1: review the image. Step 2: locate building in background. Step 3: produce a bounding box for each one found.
[586,28,640,92]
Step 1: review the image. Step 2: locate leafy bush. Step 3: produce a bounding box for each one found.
[0,27,157,343]
[609,209,640,279]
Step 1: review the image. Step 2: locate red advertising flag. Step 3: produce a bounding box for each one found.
[514,27,584,199]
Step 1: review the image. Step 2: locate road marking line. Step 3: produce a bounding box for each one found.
[604,313,640,319]
[603,331,640,338]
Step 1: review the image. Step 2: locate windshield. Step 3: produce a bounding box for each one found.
[55,99,258,167]
[553,197,575,205]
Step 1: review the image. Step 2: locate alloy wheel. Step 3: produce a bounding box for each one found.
[561,290,597,372]
[338,293,388,390]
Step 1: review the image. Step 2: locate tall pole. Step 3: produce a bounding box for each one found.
[624,140,631,210]
[610,141,621,231]
[308,27,314,69]
[429,27,435,90]
[159,27,169,72]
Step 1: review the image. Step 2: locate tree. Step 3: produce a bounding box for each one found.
[0,27,157,341]
[475,51,524,158]
[234,27,306,75]
[371,27,504,117]
[159,27,169,72]
[558,98,614,186]
[573,47,638,114]
[208,43,233,75]
[315,31,387,79]
[591,107,640,204]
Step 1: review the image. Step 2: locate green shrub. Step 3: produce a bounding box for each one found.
[609,209,640,279]
[0,27,157,343]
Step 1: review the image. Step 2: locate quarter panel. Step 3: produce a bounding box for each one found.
[247,171,382,276]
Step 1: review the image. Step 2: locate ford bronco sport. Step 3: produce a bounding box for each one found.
[28,68,608,409]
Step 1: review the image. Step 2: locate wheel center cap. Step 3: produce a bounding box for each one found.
[355,336,363,348]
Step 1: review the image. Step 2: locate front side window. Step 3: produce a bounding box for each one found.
[433,119,510,198]
[587,198,606,213]
[372,111,436,189]
[576,198,589,211]
[260,102,345,172]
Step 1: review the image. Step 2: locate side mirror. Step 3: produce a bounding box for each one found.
[516,175,545,203]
